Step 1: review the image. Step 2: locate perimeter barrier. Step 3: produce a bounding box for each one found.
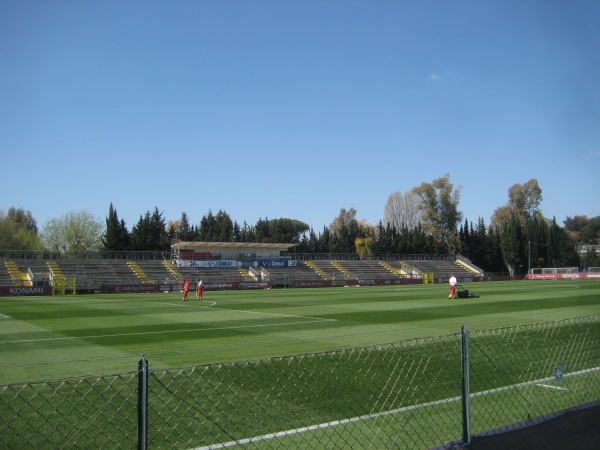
[1,315,599,449]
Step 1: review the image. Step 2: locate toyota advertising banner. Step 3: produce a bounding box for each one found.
[526,273,599,280]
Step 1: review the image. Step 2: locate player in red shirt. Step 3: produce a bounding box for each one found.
[182,279,189,301]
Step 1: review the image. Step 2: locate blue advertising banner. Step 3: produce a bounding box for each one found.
[257,260,297,268]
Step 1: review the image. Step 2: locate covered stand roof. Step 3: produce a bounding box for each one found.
[172,242,297,252]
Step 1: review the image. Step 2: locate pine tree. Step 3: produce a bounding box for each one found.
[215,210,233,242]
[102,203,130,251]
[177,212,192,241]
[199,210,216,241]
[130,208,169,251]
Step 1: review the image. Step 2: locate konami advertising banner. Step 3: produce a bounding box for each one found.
[0,286,53,296]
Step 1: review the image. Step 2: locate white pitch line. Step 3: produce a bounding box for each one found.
[205,305,333,321]
[60,297,324,322]
[193,394,464,450]
[153,301,217,307]
[193,365,600,450]
[536,383,569,391]
[145,300,331,322]
[0,313,10,319]
[157,297,335,322]
[2,319,337,344]
[469,366,599,398]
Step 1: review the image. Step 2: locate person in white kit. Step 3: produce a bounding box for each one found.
[196,279,204,300]
[448,274,458,299]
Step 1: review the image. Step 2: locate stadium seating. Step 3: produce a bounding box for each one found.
[0,257,484,291]
[257,263,317,282]
[57,260,140,289]
[336,260,400,279]
[404,260,476,280]
[176,266,243,283]
[2,260,49,287]
[135,260,180,283]
[306,261,350,279]
[0,263,15,286]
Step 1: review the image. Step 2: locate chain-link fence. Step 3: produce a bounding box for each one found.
[2,315,599,449]
[466,315,600,446]
[1,373,139,449]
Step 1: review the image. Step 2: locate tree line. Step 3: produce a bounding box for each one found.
[1,175,598,273]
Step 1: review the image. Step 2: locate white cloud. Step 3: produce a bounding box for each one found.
[586,150,600,159]
[427,73,441,81]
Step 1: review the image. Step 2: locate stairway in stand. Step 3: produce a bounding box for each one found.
[127,261,152,284]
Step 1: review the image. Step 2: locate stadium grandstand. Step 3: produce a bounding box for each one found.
[1,242,488,295]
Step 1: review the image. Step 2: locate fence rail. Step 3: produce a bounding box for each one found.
[1,250,466,262]
[2,315,599,449]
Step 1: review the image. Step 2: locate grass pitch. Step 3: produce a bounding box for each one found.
[1,280,599,385]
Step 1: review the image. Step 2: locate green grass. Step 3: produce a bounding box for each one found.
[1,280,599,449]
[1,280,599,385]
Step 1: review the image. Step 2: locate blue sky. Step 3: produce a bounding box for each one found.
[1,0,599,233]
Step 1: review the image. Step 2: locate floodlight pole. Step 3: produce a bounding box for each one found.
[528,241,531,274]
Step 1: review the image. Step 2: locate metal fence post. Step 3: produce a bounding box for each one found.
[138,355,149,450]
[461,323,471,447]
